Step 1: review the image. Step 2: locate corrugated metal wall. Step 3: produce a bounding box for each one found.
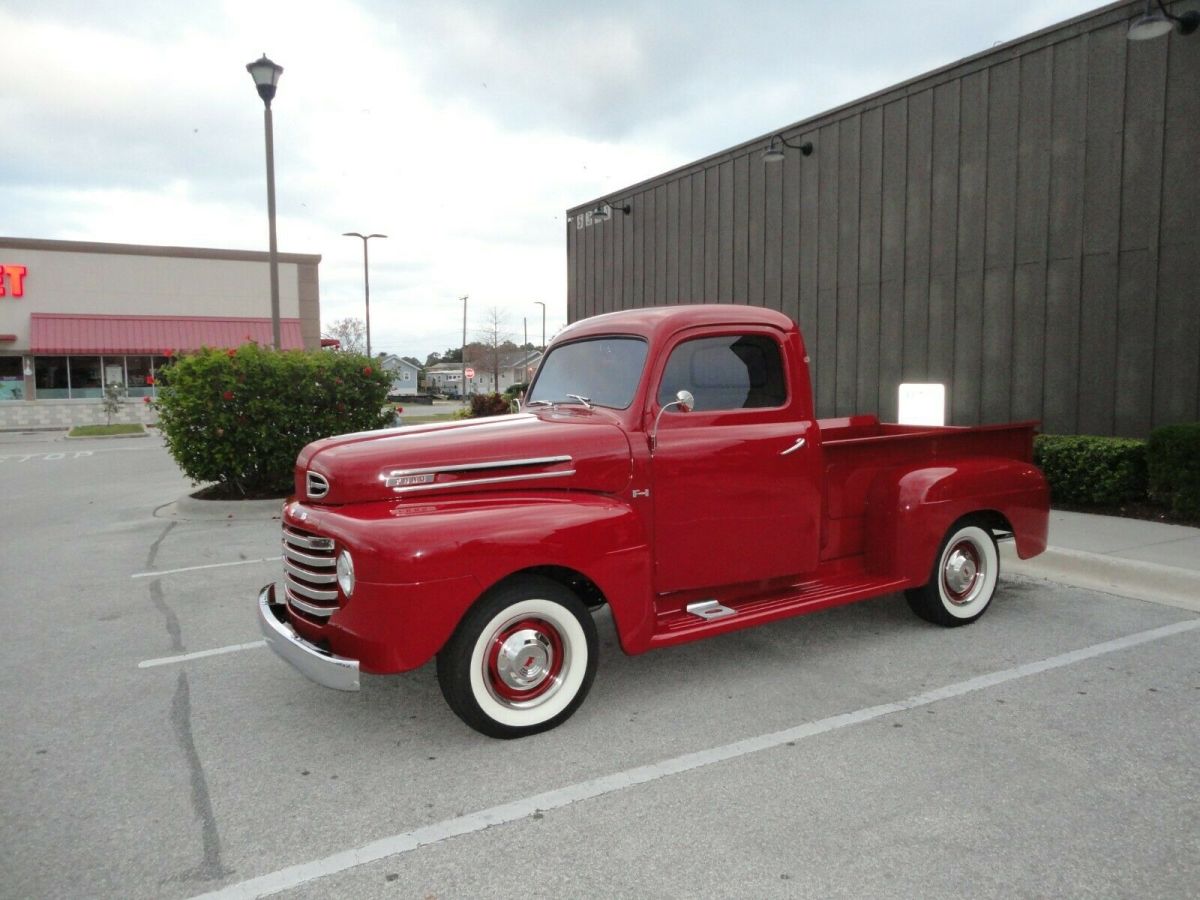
[566,0,1199,435]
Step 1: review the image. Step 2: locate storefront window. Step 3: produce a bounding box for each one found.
[32,354,174,399]
[0,357,23,401]
[70,357,103,398]
[127,356,154,398]
[35,357,70,399]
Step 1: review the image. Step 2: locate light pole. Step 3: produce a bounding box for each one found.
[459,295,469,398]
[533,301,546,351]
[246,54,284,349]
[343,232,386,358]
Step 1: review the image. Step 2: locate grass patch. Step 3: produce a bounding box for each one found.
[397,414,461,425]
[68,423,146,437]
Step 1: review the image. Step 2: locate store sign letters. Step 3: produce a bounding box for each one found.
[0,264,27,297]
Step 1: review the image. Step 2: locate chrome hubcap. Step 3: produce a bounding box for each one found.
[943,541,982,604]
[495,629,553,692]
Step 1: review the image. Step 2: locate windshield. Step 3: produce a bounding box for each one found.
[526,337,648,410]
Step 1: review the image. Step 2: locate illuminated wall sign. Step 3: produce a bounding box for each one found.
[0,265,27,297]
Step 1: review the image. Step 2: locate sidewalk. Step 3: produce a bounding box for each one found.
[1002,510,1200,613]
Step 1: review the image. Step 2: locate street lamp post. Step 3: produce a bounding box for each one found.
[246,54,284,350]
[343,232,387,358]
[533,301,546,351]
[459,295,469,399]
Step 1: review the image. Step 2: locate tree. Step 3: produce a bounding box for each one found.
[101,381,127,426]
[322,317,366,354]
[475,307,514,390]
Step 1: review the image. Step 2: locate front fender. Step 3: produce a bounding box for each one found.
[864,458,1049,585]
[301,493,652,669]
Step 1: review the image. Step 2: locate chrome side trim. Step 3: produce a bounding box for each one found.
[282,529,334,551]
[382,455,575,493]
[283,558,337,584]
[387,468,578,495]
[284,579,338,603]
[281,543,337,567]
[258,584,359,691]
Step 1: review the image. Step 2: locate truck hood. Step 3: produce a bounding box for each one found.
[295,411,633,505]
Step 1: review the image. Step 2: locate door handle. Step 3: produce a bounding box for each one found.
[780,437,807,456]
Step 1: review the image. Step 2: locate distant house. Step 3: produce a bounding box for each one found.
[380,355,421,394]
[426,362,465,397]
[498,350,542,394]
[425,351,542,397]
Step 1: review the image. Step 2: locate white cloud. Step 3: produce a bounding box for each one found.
[1,0,1104,359]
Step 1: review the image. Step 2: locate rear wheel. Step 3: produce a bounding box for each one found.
[437,575,598,739]
[905,522,999,627]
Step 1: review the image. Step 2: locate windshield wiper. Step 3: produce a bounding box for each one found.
[525,399,553,407]
[565,394,593,409]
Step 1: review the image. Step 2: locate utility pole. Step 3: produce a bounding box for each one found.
[459,295,468,399]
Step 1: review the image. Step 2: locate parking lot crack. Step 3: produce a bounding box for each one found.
[166,671,233,885]
[145,520,176,570]
[150,579,184,654]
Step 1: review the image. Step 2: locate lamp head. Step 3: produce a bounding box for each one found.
[246,54,284,106]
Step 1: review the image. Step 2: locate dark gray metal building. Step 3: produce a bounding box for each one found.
[566,0,1198,436]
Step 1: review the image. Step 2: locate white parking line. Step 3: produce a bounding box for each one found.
[192,617,1200,900]
[138,641,266,669]
[131,557,281,579]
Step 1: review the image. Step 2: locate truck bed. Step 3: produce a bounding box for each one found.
[818,415,1038,561]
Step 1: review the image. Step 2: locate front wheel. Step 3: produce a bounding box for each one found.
[905,522,999,627]
[436,576,598,739]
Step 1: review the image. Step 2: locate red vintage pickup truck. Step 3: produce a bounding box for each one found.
[259,305,1048,738]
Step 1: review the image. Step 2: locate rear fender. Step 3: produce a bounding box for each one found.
[864,457,1049,585]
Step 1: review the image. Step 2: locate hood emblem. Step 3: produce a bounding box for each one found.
[306,471,330,499]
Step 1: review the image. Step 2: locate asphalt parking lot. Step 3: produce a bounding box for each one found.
[3,430,1198,900]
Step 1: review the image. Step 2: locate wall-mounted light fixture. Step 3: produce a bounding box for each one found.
[1127,0,1198,39]
[763,134,814,163]
[590,201,631,222]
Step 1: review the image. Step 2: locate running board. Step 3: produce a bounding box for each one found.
[650,573,909,649]
[686,599,736,621]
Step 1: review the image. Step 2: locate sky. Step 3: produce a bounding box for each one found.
[0,0,1105,361]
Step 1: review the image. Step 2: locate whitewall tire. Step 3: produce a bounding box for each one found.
[905,522,999,627]
[437,576,598,738]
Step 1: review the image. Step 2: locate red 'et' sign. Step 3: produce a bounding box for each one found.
[0,265,27,297]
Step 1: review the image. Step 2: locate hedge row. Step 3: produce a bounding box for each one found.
[154,344,392,495]
[1034,424,1200,517]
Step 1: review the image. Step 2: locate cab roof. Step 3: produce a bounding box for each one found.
[555,304,798,345]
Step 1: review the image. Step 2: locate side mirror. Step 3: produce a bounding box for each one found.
[650,390,695,451]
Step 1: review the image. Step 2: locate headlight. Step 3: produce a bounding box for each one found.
[336,550,355,597]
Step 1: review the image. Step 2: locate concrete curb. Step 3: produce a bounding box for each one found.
[1001,543,1200,614]
[155,492,285,522]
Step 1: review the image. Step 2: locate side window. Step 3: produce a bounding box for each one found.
[658,334,787,412]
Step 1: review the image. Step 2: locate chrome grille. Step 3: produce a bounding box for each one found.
[282,525,338,619]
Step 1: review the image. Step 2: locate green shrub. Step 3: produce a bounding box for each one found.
[1033,435,1148,506]
[504,382,528,399]
[468,392,512,418]
[1147,423,1200,517]
[154,344,392,495]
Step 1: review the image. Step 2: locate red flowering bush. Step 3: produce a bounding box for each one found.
[154,343,391,496]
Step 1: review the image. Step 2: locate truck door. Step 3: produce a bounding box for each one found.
[650,330,822,594]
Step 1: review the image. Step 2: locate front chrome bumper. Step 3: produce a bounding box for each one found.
[258,584,360,691]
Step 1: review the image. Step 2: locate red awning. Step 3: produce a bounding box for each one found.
[29,314,305,354]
